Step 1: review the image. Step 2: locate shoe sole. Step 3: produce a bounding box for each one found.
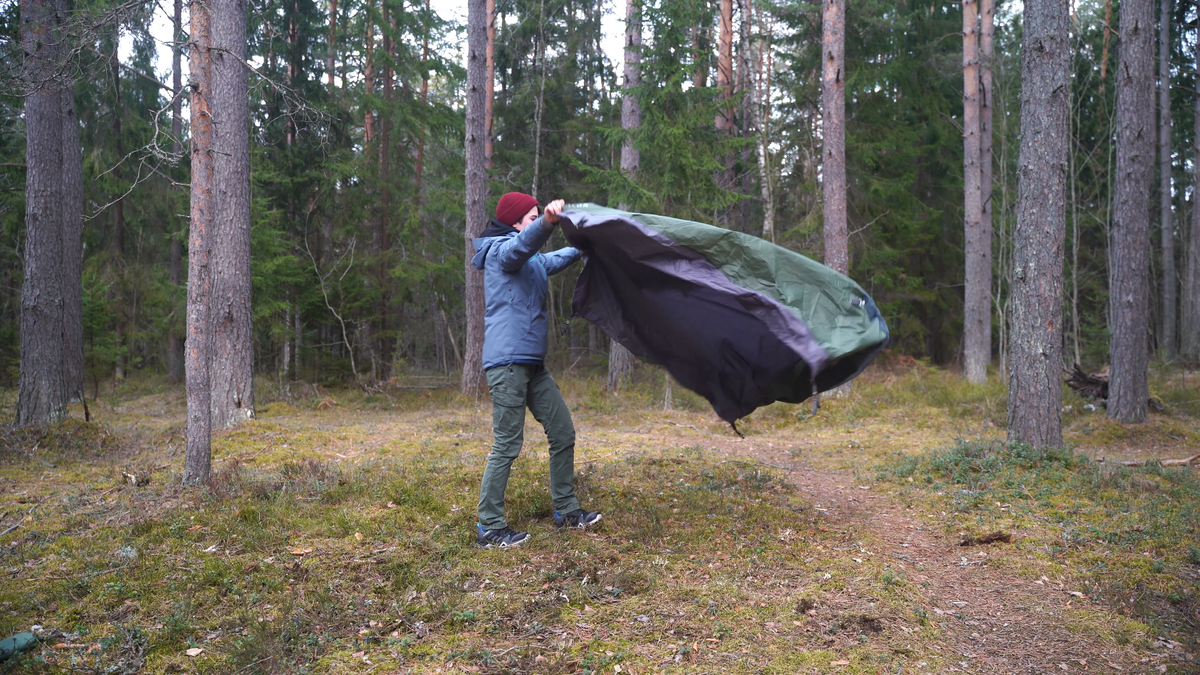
[557,513,603,530]
[477,538,529,549]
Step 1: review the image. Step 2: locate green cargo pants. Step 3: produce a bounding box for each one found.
[478,363,579,530]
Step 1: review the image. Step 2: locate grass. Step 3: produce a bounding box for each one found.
[1,360,1198,673]
[875,439,1200,637]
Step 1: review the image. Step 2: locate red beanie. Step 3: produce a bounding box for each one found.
[495,192,539,226]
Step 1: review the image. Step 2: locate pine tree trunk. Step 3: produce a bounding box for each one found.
[1110,0,1154,423]
[608,0,642,393]
[111,43,127,383]
[962,0,989,384]
[1182,35,1200,360]
[1158,0,1175,358]
[462,0,488,397]
[715,0,734,219]
[186,0,216,482]
[206,0,254,430]
[1100,0,1114,93]
[377,3,393,382]
[363,3,374,145]
[17,0,68,426]
[980,0,995,364]
[1008,0,1068,449]
[485,0,495,170]
[327,0,337,88]
[166,0,185,383]
[822,0,846,275]
[415,0,429,204]
[60,52,83,402]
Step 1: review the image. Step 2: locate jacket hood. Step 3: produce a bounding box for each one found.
[480,219,519,238]
[471,220,518,269]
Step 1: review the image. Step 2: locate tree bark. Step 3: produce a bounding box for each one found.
[755,14,774,241]
[1008,0,1068,449]
[1109,0,1154,423]
[377,0,393,382]
[166,0,185,383]
[1100,0,1114,94]
[980,0,995,360]
[364,2,374,145]
[327,0,337,88]
[608,0,641,392]
[714,0,734,217]
[18,0,68,426]
[415,0,429,204]
[1158,0,1175,358]
[111,40,127,383]
[962,0,989,383]
[822,0,846,276]
[206,0,254,431]
[1183,34,1200,360]
[60,35,83,403]
[186,0,216,483]
[485,0,495,170]
[462,0,488,397]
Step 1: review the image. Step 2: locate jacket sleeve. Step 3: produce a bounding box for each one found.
[542,247,583,276]
[493,217,556,273]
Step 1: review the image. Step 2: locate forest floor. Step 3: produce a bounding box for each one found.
[1,360,1198,674]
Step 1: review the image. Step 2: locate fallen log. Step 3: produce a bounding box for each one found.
[1093,454,1200,467]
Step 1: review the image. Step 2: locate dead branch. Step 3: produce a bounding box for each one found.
[1064,363,1107,401]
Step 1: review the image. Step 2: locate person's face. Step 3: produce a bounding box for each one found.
[513,205,539,231]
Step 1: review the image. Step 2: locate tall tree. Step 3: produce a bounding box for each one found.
[962,0,989,383]
[1008,0,1069,449]
[1184,31,1200,361]
[166,0,185,383]
[1158,0,1175,358]
[107,32,129,384]
[17,0,68,425]
[209,0,253,429]
[462,0,488,397]
[61,30,83,403]
[186,0,254,483]
[715,0,734,210]
[979,0,994,343]
[187,0,217,484]
[608,0,641,392]
[821,0,846,275]
[485,0,495,169]
[377,0,394,381]
[1109,0,1154,423]
[753,7,774,241]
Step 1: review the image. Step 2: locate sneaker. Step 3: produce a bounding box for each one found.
[554,508,603,530]
[476,524,529,548]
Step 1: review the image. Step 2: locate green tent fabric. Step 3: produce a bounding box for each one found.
[560,204,890,423]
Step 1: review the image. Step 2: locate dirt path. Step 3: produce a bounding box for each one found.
[785,466,1148,674]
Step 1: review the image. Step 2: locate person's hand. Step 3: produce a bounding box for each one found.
[544,199,566,224]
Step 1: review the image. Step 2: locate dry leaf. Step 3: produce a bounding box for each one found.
[831,660,850,666]
[185,648,204,657]
[291,547,313,555]
[351,651,365,658]
[354,532,364,542]
[1068,591,1086,599]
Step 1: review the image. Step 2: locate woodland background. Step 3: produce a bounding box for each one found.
[1,0,1198,401]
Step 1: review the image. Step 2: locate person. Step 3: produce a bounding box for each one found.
[470,192,602,549]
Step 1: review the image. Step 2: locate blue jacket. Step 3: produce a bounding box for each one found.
[471,216,582,370]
